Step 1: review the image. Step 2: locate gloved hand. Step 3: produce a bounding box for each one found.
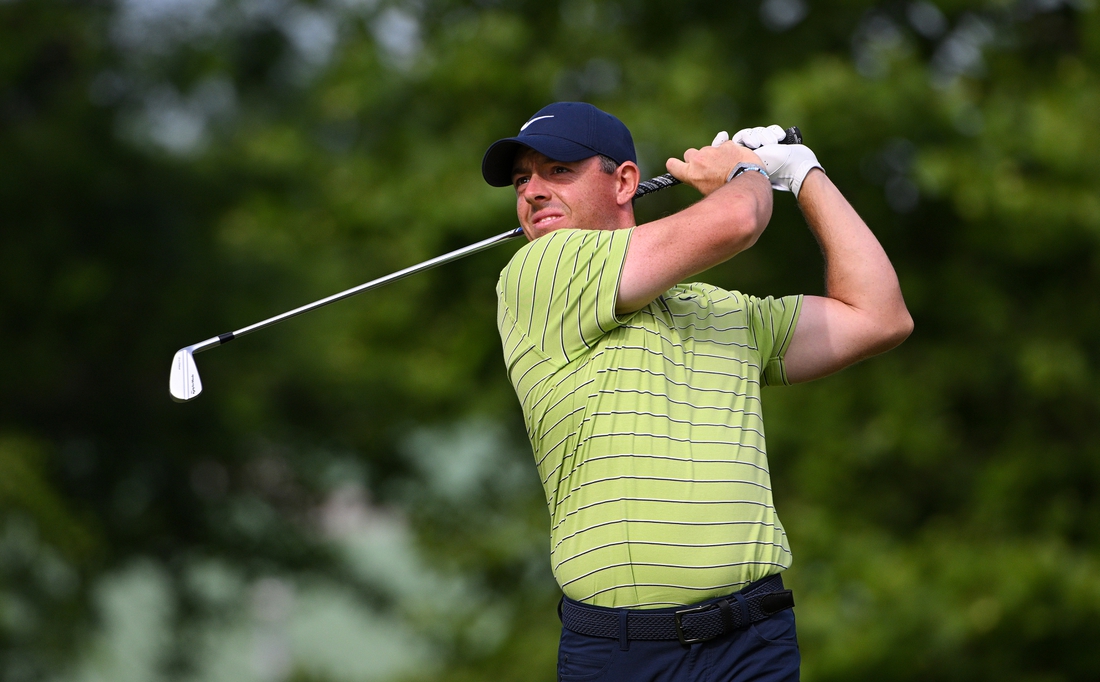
[753,143,823,198]
[731,125,787,149]
[731,124,823,197]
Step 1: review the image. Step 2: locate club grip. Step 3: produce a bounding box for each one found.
[634,126,801,198]
[781,126,802,145]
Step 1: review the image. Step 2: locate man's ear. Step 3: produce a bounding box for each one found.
[615,162,640,207]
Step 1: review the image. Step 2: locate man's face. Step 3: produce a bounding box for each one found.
[511,149,626,240]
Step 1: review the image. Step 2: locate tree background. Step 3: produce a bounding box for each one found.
[2,0,1099,680]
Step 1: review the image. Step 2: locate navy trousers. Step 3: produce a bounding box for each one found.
[557,605,800,681]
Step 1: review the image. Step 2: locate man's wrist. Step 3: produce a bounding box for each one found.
[726,163,769,183]
[794,166,827,201]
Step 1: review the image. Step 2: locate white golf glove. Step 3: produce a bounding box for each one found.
[732,125,787,149]
[753,143,823,198]
[711,130,730,146]
[731,124,823,198]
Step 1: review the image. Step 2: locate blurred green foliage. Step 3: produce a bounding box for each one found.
[2,0,1099,680]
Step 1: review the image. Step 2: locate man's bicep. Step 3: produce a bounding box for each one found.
[783,295,899,383]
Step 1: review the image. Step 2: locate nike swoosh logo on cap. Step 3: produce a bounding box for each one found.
[520,115,554,132]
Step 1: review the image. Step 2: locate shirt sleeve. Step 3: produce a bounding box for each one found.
[747,294,804,386]
[497,228,632,366]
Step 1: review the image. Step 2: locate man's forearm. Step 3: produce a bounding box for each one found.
[616,145,774,314]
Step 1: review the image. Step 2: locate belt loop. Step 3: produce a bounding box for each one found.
[618,610,630,651]
[717,599,735,634]
[732,592,750,629]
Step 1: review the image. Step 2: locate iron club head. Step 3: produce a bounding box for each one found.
[170,348,203,402]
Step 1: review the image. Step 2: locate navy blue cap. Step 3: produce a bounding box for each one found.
[481,102,637,187]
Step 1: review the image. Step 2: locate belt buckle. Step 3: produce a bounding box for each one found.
[673,603,718,646]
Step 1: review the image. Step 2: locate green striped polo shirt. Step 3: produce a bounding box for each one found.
[496,227,802,609]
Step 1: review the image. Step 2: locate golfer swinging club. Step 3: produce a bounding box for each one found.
[482,102,912,681]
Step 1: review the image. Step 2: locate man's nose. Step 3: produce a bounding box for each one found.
[521,174,550,203]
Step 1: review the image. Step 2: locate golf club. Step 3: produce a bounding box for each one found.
[170,127,802,402]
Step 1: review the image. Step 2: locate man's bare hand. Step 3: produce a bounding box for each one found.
[665,142,763,196]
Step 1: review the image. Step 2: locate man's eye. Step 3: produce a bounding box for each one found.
[514,177,529,188]
[552,166,570,174]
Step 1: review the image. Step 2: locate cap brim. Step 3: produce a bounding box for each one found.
[481,135,600,187]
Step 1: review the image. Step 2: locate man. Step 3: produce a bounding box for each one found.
[482,102,912,681]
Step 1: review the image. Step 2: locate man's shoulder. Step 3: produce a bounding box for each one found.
[500,229,575,278]
[498,228,631,288]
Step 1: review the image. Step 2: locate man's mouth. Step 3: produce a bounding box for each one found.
[532,212,565,228]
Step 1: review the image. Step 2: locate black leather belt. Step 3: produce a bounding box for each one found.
[560,574,794,646]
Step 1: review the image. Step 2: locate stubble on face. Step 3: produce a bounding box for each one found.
[511,149,625,240]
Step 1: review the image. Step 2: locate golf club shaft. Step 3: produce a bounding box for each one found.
[183,126,802,355]
[185,226,525,355]
[184,172,672,355]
